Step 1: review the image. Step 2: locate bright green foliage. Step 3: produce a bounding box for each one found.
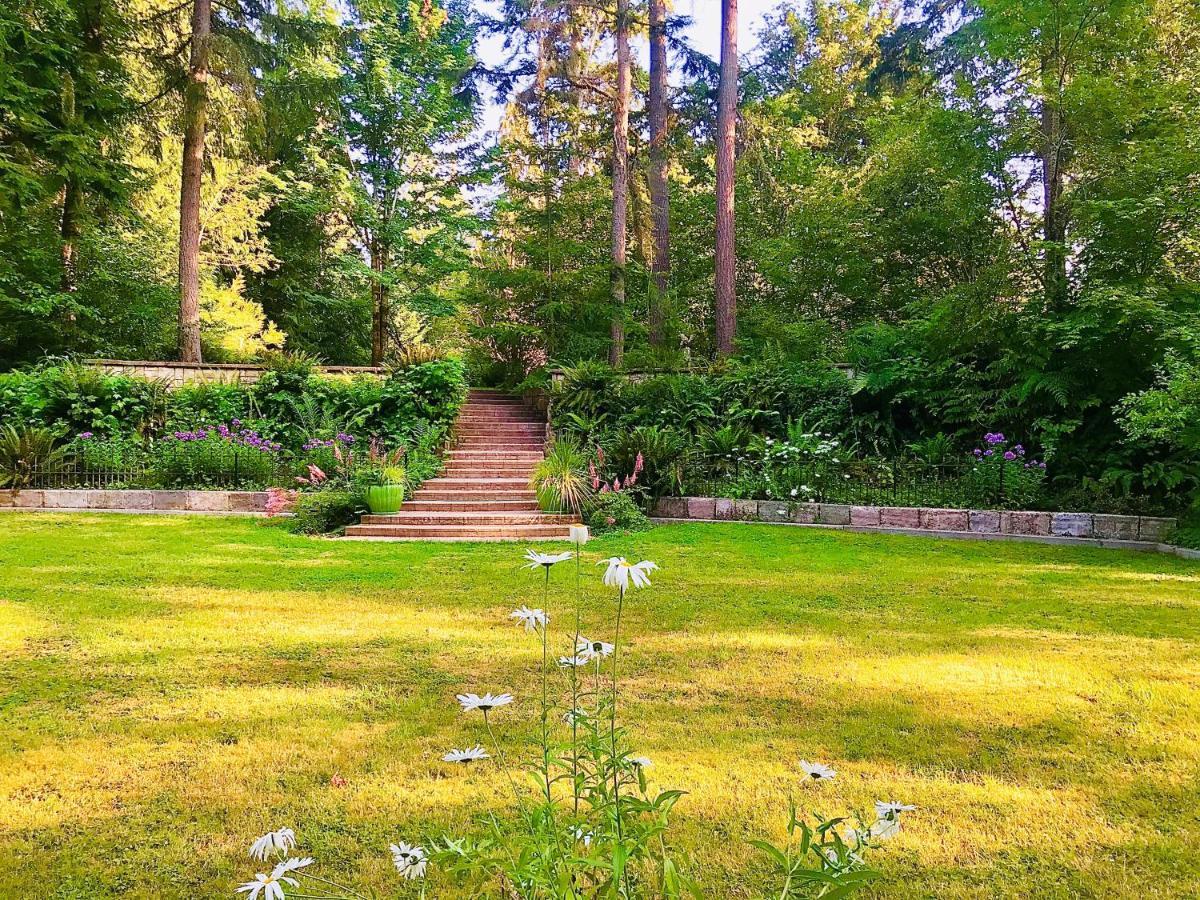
[532,438,594,513]
[0,423,66,486]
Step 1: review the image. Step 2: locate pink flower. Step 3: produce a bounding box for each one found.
[265,488,297,517]
[589,461,600,490]
[307,464,327,483]
[613,477,621,492]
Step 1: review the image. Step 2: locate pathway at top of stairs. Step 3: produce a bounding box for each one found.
[344,389,579,541]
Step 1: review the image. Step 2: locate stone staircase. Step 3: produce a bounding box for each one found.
[344,389,578,541]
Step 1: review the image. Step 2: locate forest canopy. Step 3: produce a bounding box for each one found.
[1,0,1199,507]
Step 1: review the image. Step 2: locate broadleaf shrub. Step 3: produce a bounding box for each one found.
[289,490,362,535]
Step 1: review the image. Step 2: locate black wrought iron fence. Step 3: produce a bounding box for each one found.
[22,443,291,491]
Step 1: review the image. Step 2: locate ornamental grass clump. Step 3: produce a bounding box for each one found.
[234,530,912,898]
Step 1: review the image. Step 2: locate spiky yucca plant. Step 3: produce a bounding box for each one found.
[531,439,594,514]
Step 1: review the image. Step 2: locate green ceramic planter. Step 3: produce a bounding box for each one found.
[367,483,405,515]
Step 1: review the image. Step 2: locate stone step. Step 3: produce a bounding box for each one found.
[426,477,532,488]
[345,523,573,539]
[457,423,545,433]
[361,511,571,525]
[403,499,541,511]
[443,464,537,476]
[413,488,538,501]
[448,449,544,459]
[456,416,544,426]
[455,441,545,451]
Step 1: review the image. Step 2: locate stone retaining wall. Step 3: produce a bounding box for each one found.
[91,359,383,388]
[2,489,269,513]
[652,497,1176,543]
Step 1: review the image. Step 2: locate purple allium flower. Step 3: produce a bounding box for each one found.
[1003,451,1016,461]
[973,448,982,457]
[1014,444,1024,455]
[79,431,93,440]
[983,449,994,457]
[984,432,1006,445]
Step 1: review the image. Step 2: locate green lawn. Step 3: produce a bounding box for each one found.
[1,515,1199,898]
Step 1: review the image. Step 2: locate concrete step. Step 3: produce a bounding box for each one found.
[361,511,571,525]
[345,523,574,539]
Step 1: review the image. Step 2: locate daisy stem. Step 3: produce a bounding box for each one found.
[297,871,371,900]
[571,546,582,816]
[541,567,552,806]
[484,709,527,816]
[610,583,626,886]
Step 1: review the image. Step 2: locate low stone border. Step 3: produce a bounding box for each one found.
[1,489,268,514]
[651,497,1197,559]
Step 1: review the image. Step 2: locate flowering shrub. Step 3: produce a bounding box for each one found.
[152,422,282,489]
[966,432,1046,509]
[234,539,913,897]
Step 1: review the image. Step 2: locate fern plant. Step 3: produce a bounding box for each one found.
[0,425,67,488]
[531,439,594,514]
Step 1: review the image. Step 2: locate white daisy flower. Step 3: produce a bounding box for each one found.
[442,745,489,763]
[598,557,659,591]
[874,801,916,819]
[870,801,916,840]
[236,858,312,900]
[558,653,591,668]
[870,817,901,840]
[569,826,593,847]
[456,692,514,713]
[249,827,296,861]
[629,756,652,768]
[524,549,573,569]
[390,842,428,880]
[575,636,614,660]
[568,524,590,546]
[509,606,548,631]
[799,759,837,782]
[563,707,587,724]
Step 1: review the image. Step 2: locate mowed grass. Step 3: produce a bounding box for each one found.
[1,515,1199,898]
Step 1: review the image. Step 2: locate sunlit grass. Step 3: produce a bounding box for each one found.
[1,515,1198,897]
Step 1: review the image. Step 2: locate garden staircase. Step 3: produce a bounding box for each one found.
[344,389,578,541]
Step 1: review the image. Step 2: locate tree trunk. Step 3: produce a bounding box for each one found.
[1040,56,1068,311]
[61,0,104,299]
[60,179,82,296]
[370,239,390,365]
[609,0,631,367]
[647,0,670,349]
[714,0,738,356]
[177,0,211,363]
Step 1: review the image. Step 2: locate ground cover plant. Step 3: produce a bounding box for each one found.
[1,516,1198,896]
